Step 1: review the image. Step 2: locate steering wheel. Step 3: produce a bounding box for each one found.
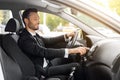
[66,30,79,48]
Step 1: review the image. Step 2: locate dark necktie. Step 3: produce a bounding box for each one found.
[33,35,42,46]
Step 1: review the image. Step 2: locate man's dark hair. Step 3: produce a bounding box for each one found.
[22,8,38,25]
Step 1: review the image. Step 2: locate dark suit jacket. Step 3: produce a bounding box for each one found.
[18,28,66,67]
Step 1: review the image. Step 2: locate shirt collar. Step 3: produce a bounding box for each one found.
[28,31,36,36]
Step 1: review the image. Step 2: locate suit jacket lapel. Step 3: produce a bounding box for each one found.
[36,34,45,46]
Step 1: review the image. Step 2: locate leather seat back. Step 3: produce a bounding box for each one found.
[0,46,22,80]
[2,35,35,77]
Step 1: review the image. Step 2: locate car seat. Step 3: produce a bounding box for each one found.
[1,18,38,80]
[0,46,23,80]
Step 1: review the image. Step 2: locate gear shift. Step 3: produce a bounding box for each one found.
[68,67,76,80]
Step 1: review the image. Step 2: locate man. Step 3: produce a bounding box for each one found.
[18,8,88,79]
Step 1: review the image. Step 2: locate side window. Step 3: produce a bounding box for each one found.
[37,12,78,37]
[0,10,13,34]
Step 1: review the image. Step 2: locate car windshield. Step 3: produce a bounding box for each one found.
[64,7,119,37]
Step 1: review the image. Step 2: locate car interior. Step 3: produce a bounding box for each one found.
[0,0,120,80]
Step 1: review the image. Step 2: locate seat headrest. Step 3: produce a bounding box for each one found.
[5,18,21,32]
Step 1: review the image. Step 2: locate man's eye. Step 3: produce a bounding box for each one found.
[34,18,39,20]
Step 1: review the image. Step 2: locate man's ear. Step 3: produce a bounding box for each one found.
[24,18,28,25]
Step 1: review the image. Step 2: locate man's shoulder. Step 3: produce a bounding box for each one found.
[19,28,27,35]
[19,28,31,37]
[18,28,31,40]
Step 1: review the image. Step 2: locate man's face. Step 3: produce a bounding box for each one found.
[26,12,40,30]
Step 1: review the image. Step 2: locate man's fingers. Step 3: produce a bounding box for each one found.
[78,47,89,55]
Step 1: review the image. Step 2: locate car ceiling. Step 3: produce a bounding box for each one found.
[0,0,44,9]
[0,0,63,13]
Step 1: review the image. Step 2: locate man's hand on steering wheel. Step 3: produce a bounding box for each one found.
[65,29,80,48]
[65,31,75,38]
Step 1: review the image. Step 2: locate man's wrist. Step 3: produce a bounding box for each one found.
[64,34,69,42]
[68,48,74,54]
[65,34,69,38]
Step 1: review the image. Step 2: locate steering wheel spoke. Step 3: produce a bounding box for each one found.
[66,30,79,48]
